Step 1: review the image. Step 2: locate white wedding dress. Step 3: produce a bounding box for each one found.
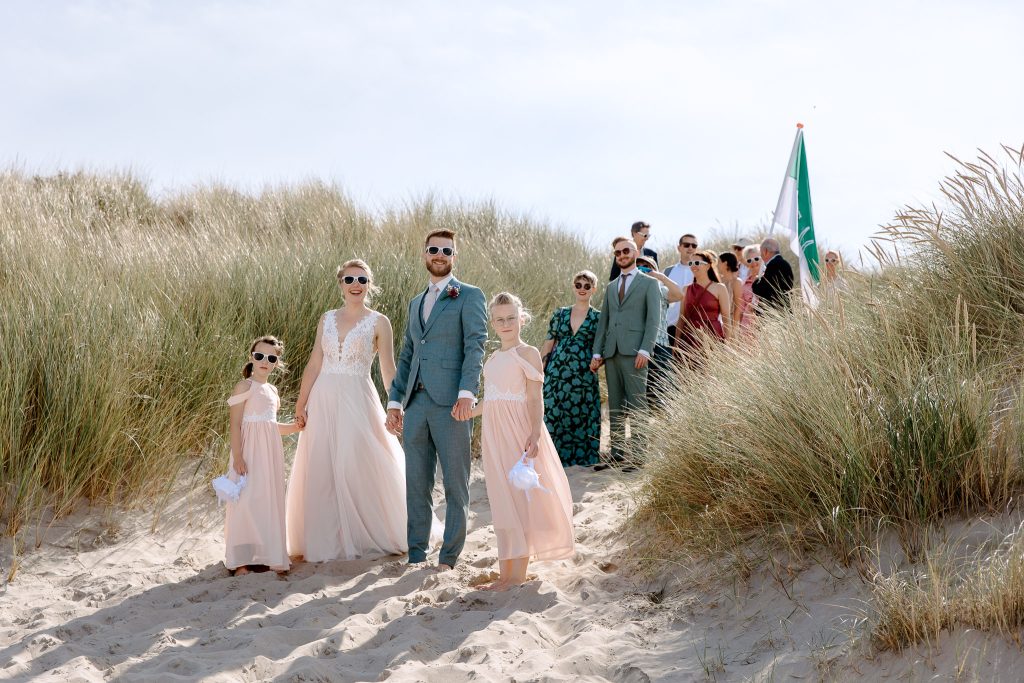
[285,310,409,561]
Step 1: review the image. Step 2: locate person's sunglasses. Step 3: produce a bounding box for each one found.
[252,352,278,364]
[425,246,455,256]
[687,260,709,267]
[824,257,839,264]
[613,247,633,256]
[681,241,698,248]
[636,232,650,239]
[574,282,592,290]
[746,257,761,264]
[341,275,369,285]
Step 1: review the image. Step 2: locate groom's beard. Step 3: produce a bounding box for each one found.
[427,261,452,277]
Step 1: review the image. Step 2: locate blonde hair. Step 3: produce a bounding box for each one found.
[825,250,844,268]
[742,245,760,260]
[243,335,286,379]
[337,258,382,302]
[573,270,598,287]
[489,291,533,326]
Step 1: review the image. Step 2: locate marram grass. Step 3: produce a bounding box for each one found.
[0,171,604,534]
[634,145,1024,560]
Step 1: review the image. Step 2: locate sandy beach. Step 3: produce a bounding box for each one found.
[3,464,1024,682]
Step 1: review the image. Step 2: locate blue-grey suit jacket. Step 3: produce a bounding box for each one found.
[388,278,488,409]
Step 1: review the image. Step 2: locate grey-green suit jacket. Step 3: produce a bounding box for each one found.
[592,271,663,358]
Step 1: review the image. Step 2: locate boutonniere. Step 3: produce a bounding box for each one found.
[446,283,460,299]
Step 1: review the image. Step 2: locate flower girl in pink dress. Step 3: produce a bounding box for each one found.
[225,336,302,575]
[465,292,575,590]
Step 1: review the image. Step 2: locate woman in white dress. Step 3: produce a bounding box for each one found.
[286,259,409,561]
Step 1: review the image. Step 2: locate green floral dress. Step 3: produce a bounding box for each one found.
[543,307,602,467]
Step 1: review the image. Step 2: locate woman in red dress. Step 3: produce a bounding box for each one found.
[675,250,732,361]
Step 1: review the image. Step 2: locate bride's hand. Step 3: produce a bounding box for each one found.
[386,408,403,435]
[295,403,307,428]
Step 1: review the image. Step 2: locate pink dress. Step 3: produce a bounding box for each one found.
[224,380,289,571]
[481,347,575,562]
[740,276,759,333]
[286,310,408,561]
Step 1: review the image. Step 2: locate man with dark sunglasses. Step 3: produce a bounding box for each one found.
[591,237,662,472]
[664,233,699,344]
[609,221,659,281]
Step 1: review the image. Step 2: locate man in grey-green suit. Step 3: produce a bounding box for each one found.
[386,229,487,570]
[590,237,663,470]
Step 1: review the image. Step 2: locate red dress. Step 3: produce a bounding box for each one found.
[674,282,725,356]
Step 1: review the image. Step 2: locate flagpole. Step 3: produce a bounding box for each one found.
[769,123,820,308]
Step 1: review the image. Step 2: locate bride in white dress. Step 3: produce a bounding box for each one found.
[286,259,409,561]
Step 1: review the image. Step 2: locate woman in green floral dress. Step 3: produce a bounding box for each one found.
[540,270,602,467]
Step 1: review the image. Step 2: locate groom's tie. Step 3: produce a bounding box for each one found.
[422,285,439,323]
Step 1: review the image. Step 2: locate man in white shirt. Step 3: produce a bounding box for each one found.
[732,243,750,281]
[664,233,698,341]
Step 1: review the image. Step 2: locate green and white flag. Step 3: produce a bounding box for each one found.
[769,124,821,307]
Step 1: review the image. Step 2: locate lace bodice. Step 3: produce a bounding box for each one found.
[483,346,544,403]
[227,380,279,424]
[321,309,379,376]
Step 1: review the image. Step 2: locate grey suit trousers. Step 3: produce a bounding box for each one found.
[605,354,648,461]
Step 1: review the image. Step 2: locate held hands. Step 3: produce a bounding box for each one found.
[634,354,650,370]
[385,408,404,435]
[295,403,308,429]
[451,397,475,422]
[232,455,248,477]
[589,357,603,373]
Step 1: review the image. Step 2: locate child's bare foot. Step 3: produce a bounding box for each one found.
[479,578,508,591]
[233,566,250,576]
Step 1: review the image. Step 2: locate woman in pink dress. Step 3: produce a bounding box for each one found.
[464,292,575,590]
[675,251,731,362]
[225,336,302,575]
[286,260,411,562]
[739,245,762,333]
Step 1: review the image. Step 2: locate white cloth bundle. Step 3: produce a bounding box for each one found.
[212,473,247,504]
[507,453,550,502]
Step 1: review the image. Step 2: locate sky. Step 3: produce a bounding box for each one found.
[3,1,1022,264]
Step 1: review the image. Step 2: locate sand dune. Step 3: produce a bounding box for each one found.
[3,465,1024,682]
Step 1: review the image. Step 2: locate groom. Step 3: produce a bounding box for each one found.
[386,229,487,570]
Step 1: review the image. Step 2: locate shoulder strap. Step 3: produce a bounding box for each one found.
[227,380,254,406]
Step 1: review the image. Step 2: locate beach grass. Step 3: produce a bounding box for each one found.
[635,145,1024,562]
[0,170,603,535]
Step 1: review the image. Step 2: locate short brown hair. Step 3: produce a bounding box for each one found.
[573,270,598,287]
[611,235,632,248]
[679,233,697,246]
[424,229,456,248]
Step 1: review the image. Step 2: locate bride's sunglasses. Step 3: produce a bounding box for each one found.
[252,352,279,364]
[425,246,456,256]
[341,275,369,285]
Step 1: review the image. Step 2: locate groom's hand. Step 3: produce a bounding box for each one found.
[451,398,474,422]
[386,409,403,435]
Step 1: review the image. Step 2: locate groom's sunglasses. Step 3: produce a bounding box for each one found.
[252,352,279,364]
[425,246,456,256]
[341,275,369,285]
